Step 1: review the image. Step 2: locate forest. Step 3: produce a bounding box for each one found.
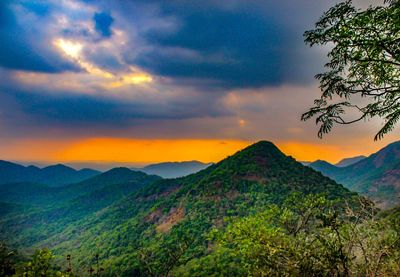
[1,141,400,276]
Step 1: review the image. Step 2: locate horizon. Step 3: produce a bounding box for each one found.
[4,138,396,171]
[1,0,397,166]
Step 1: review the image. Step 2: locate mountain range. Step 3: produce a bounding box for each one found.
[0,160,211,187]
[0,161,100,187]
[309,141,400,208]
[300,155,366,167]
[0,141,356,275]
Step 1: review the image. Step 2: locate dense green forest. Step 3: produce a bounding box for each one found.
[2,195,399,275]
[2,141,399,276]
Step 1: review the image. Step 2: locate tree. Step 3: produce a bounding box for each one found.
[22,249,54,277]
[0,242,16,277]
[177,194,400,276]
[301,0,400,140]
[20,249,75,277]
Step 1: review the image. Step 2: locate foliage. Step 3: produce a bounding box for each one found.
[0,169,160,247]
[17,248,76,277]
[0,241,16,277]
[179,194,400,276]
[2,141,398,275]
[302,0,400,140]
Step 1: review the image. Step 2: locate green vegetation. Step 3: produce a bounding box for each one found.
[0,168,161,247]
[302,0,400,140]
[179,195,400,276]
[2,196,399,276]
[1,141,399,275]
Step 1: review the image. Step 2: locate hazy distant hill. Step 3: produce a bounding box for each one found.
[1,141,355,275]
[309,141,400,208]
[308,160,340,176]
[335,155,366,167]
[134,161,212,178]
[0,161,100,187]
[303,155,366,169]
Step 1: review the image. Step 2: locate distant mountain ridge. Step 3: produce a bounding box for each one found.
[133,160,212,178]
[335,155,366,167]
[0,160,100,187]
[309,141,400,208]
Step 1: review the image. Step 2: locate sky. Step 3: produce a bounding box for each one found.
[0,0,398,168]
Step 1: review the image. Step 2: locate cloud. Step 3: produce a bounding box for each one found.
[115,0,332,89]
[0,68,231,136]
[3,0,399,165]
[0,1,79,73]
[93,12,114,38]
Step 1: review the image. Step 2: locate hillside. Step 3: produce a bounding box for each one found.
[0,168,161,247]
[0,168,160,206]
[0,182,58,206]
[0,161,100,187]
[309,141,400,208]
[2,141,356,275]
[134,161,212,178]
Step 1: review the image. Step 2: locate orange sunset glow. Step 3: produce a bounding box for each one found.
[0,137,393,167]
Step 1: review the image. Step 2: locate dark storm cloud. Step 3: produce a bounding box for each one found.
[0,1,79,73]
[116,0,332,89]
[136,10,285,88]
[0,78,231,132]
[93,12,114,38]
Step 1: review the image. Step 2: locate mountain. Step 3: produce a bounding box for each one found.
[40,164,100,186]
[0,141,356,275]
[335,155,366,167]
[0,168,161,247]
[0,160,39,184]
[308,160,340,176]
[0,160,100,187]
[134,161,212,178]
[62,167,160,196]
[309,141,400,208]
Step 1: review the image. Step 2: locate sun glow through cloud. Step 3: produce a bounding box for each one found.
[53,38,153,87]
[54,39,83,59]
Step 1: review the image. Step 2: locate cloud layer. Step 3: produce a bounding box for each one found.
[0,0,396,163]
